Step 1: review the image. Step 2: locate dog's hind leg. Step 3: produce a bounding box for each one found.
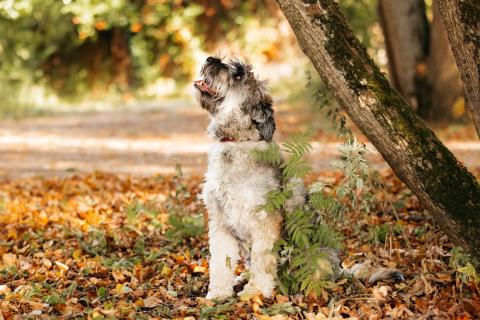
[206,222,240,300]
[238,214,281,299]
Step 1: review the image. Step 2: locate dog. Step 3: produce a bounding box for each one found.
[193,56,404,300]
[193,56,293,300]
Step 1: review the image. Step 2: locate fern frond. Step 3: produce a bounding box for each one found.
[261,189,290,214]
[252,143,282,166]
[281,157,312,180]
[312,224,343,249]
[282,132,313,158]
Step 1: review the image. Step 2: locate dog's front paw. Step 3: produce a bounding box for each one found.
[205,289,233,301]
[237,282,263,301]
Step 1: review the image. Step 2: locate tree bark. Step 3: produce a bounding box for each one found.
[276,0,480,262]
[436,0,480,136]
[427,1,465,123]
[378,0,429,109]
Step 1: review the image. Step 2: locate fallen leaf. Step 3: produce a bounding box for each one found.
[143,296,162,308]
[2,253,17,266]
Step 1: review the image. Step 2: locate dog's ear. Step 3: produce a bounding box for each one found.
[250,94,275,142]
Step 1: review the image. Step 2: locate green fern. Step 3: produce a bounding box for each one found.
[253,129,380,297]
[252,143,282,167]
[253,133,342,296]
[277,203,343,296]
[311,223,343,249]
[281,157,312,180]
[282,132,313,158]
[262,189,292,214]
[281,132,313,180]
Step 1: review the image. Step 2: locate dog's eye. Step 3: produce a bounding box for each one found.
[233,66,244,81]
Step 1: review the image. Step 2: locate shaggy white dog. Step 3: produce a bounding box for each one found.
[193,56,295,299]
[193,56,403,300]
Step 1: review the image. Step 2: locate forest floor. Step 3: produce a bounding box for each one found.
[1,102,480,319]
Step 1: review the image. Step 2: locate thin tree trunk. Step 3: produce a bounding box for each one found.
[427,1,464,123]
[436,0,480,136]
[276,0,480,262]
[378,0,429,110]
[111,28,133,91]
[378,0,464,122]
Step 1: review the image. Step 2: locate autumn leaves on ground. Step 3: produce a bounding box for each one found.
[1,109,480,319]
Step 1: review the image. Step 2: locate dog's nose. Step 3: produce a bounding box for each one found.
[206,56,220,64]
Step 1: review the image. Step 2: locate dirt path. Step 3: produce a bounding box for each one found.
[1,102,479,179]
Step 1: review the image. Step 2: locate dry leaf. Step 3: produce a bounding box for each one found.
[143,296,162,308]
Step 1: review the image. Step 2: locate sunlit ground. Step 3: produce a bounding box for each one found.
[0,99,479,179]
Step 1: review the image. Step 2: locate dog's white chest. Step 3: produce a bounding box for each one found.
[202,142,280,239]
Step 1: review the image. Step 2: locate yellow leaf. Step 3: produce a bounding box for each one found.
[115,284,131,295]
[161,265,172,277]
[134,299,144,307]
[458,262,477,279]
[72,250,82,260]
[193,265,207,274]
[239,291,257,302]
[372,285,391,302]
[6,228,17,240]
[36,211,49,227]
[115,284,124,295]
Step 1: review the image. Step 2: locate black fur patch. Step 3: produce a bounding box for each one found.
[249,95,275,142]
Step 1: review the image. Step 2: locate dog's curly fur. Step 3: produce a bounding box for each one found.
[193,56,300,299]
[194,56,403,300]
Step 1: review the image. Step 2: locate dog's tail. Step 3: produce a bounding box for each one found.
[341,259,404,284]
[318,247,404,284]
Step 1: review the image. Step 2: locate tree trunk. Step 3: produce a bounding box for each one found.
[436,0,480,136]
[111,27,133,91]
[378,0,464,123]
[427,1,465,123]
[378,0,429,110]
[275,0,480,262]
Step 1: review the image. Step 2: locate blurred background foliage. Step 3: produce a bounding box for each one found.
[0,0,380,112]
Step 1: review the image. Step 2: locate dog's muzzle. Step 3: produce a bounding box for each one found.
[194,79,217,96]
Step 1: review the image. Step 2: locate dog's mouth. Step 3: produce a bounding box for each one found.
[194,79,217,96]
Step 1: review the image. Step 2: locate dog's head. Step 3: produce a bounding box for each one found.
[193,56,275,142]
